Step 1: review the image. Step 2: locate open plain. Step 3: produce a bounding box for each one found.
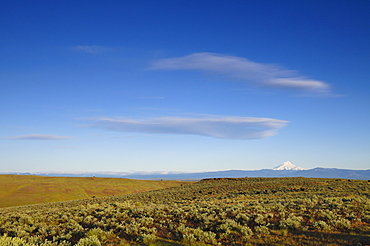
[0,177,369,245]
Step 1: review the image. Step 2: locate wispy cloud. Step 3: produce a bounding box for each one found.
[150,52,330,93]
[73,45,110,53]
[2,134,72,140]
[88,116,288,140]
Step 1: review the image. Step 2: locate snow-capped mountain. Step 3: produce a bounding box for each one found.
[273,161,306,170]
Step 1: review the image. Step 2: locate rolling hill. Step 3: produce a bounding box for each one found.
[0,175,191,208]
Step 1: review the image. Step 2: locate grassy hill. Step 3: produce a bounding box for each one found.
[0,175,191,208]
[0,177,369,245]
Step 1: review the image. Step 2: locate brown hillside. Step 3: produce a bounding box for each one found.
[0,174,191,208]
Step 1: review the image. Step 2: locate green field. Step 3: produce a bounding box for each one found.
[0,175,191,208]
[0,177,369,245]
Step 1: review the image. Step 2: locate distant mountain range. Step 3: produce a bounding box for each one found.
[2,162,370,180]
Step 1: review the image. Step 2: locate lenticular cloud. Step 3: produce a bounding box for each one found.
[90,116,288,140]
[150,52,330,93]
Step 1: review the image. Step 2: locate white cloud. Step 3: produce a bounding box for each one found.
[2,134,72,140]
[89,116,288,140]
[150,52,330,93]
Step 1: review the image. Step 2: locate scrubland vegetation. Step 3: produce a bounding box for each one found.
[0,177,369,245]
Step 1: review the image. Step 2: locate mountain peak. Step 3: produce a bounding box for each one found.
[273,161,306,170]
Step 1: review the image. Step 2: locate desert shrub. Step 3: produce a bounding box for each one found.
[313,221,331,231]
[322,209,338,220]
[363,214,370,222]
[273,202,286,212]
[137,233,157,244]
[136,216,155,226]
[85,228,115,242]
[177,225,218,245]
[239,226,254,239]
[279,214,303,229]
[75,236,101,246]
[278,229,289,236]
[18,215,34,225]
[64,219,84,232]
[331,218,351,230]
[217,219,253,240]
[254,225,270,237]
[254,214,267,225]
[0,234,34,246]
[235,213,250,225]
[346,212,360,222]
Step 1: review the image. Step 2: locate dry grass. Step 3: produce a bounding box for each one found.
[0,174,191,208]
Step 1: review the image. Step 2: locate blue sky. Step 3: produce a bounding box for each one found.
[1,0,369,173]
